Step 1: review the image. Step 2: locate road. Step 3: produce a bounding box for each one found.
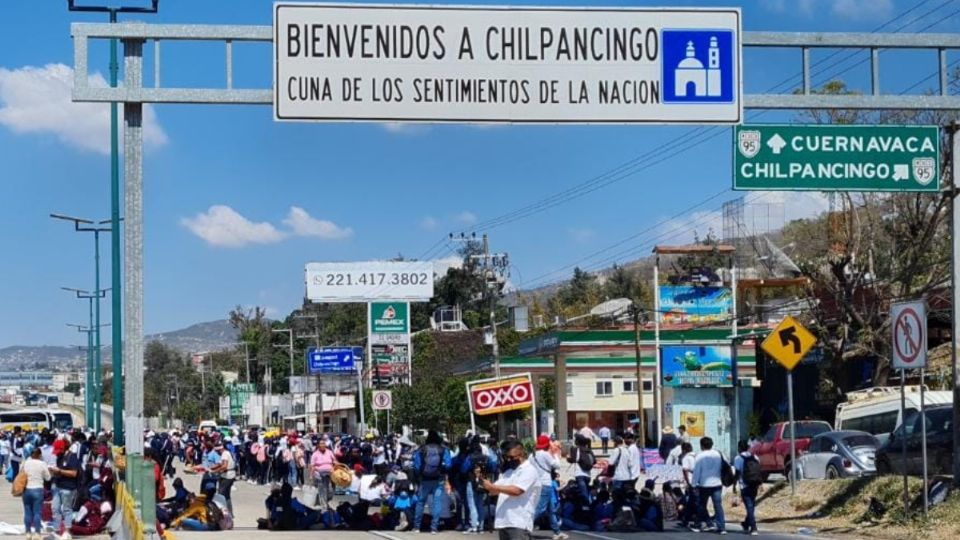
[0,461,823,540]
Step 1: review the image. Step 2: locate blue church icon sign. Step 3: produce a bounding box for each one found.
[661,30,735,104]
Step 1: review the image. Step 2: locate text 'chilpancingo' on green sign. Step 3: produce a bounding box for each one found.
[733,124,940,192]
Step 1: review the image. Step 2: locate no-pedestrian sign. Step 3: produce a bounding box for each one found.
[891,300,927,370]
[372,390,393,411]
[733,124,940,192]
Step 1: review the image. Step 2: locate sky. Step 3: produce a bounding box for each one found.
[1,0,959,347]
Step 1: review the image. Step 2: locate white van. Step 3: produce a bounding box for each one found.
[198,420,218,433]
[835,386,952,443]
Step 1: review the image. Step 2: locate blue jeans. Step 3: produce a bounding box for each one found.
[22,488,43,533]
[52,487,77,534]
[414,479,445,532]
[287,463,298,486]
[535,484,561,534]
[465,483,486,531]
[575,476,591,504]
[179,518,213,531]
[741,485,758,531]
[697,486,725,531]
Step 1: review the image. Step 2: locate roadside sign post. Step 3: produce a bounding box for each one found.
[733,125,940,191]
[761,315,817,496]
[891,300,928,517]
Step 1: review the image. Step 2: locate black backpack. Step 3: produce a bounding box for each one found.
[742,455,763,486]
[720,456,736,487]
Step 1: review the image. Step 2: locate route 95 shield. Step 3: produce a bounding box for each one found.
[912,157,936,185]
[738,130,761,158]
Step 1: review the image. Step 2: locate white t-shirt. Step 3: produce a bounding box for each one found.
[494,460,541,532]
[681,453,696,485]
[692,449,723,488]
[220,449,236,480]
[530,450,558,487]
[666,445,683,466]
[359,474,385,502]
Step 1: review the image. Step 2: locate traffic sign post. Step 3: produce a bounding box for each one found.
[891,300,928,517]
[761,316,817,496]
[372,390,392,411]
[734,124,940,192]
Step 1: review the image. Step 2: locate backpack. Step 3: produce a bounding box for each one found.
[742,455,763,486]
[419,445,444,480]
[577,447,596,473]
[720,456,735,488]
[255,443,267,463]
[603,447,621,477]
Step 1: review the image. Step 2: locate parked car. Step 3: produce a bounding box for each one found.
[876,404,954,476]
[795,430,879,479]
[750,420,832,479]
[835,386,951,445]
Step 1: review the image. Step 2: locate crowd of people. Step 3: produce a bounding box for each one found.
[4,427,116,540]
[3,422,765,539]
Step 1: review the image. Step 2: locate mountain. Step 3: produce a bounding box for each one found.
[0,320,239,371]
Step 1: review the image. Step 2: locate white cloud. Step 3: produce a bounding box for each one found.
[420,216,438,231]
[455,211,478,225]
[432,255,463,276]
[0,63,167,155]
[761,0,893,20]
[382,122,430,135]
[181,205,286,248]
[283,206,353,240]
[569,227,596,244]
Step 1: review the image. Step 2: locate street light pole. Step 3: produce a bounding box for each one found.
[67,0,159,446]
[52,212,112,430]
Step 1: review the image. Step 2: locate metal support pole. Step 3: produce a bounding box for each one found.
[87,298,94,427]
[731,261,739,455]
[357,360,366,435]
[634,306,646,454]
[94,230,103,432]
[654,257,662,443]
[787,370,797,496]
[921,368,928,517]
[109,8,124,447]
[122,37,145,454]
[951,122,960,487]
[901,369,908,515]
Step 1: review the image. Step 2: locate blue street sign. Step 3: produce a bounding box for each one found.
[307,346,359,374]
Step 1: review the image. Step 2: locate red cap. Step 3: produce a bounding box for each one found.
[536,435,551,450]
[53,439,68,456]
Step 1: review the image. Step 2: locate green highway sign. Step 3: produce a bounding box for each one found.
[733,124,940,192]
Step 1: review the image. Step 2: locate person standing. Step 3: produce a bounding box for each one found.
[609,436,638,492]
[677,425,691,444]
[658,427,679,462]
[691,437,725,534]
[624,432,643,480]
[413,430,452,533]
[51,438,83,539]
[481,440,541,540]
[567,435,595,504]
[310,438,338,510]
[9,427,24,477]
[597,425,611,454]
[22,448,50,540]
[733,440,761,536]
[0,433,9,474]
[216,440,237,515]
[530,435,566,540]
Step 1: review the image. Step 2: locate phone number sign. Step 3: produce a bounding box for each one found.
[306,261,434,302]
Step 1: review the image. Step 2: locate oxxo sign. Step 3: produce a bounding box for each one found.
[468,374,534,415]
[274,4,742,123]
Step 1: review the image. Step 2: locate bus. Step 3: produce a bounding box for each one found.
[0,410,74,432]
[835,386,952,443]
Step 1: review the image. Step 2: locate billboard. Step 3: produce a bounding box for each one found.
[661,345,734,387]
[274,4,742,124]
[659,286,732,324]
[228,383,256,417]
[305,261,434,302]
[467,374,535,416]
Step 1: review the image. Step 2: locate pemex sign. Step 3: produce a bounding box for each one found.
[733,124,940,192]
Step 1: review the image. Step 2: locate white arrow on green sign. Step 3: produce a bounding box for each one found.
[733,124,939,192]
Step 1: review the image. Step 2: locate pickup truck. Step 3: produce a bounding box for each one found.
[750,421,832,479]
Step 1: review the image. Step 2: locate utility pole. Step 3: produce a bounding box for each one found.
[950,122,960,487]
[453,233,509,435]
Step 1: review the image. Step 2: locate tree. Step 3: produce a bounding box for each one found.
[782,79,957,392]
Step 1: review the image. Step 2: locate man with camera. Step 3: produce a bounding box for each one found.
[480,440,541,540]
